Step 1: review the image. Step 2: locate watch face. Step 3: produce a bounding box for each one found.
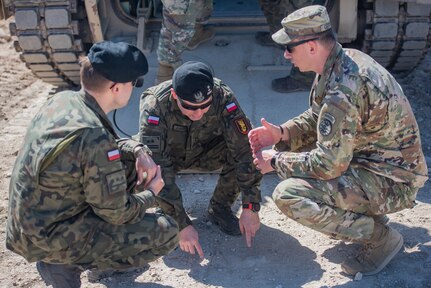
[253,203,261,212]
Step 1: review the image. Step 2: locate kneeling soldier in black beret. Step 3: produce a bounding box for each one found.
[6,41,179,288]
[139,61,262,258]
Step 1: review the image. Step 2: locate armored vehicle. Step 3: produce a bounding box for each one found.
[1,0,430,87]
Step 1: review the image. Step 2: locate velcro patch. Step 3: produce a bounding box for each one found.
[107,149,120,161]
[148,115,160,125]
[142,136,161,152]
[319,113,336,136]
[234,117,250,135]
[226,102,238,113]
[105,170,127,194]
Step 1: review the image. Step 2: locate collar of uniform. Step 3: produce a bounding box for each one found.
[80,89,117,134]
[322,42,343,80]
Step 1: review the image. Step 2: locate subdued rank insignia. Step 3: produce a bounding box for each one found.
[234,118,250,135]
[319,113,336,136]
[142,136,161,152]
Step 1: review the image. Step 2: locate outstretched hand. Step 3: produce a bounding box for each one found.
[248,118,282,154]
[253,149,276,174]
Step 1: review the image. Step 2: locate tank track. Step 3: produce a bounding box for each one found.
[9,0,89,86]
[362,0,431,71]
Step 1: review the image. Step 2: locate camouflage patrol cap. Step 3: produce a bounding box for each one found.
[172,61,214,104]
[272,5,331,45]
[88,41,148,83]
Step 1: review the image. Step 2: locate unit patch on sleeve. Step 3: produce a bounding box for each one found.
[234,118,250,135]
[319,112,336,136]
[142,136,161,152]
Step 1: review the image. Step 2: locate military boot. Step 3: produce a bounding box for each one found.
[36,261,82,288]
[341,222,404,276]
[373,214,390,225]
[255,31,284,49]
[186,25,215,50]
[207,199,241,236]
[155,63,175,84]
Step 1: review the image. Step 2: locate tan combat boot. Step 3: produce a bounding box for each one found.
[341,222,403,276]
[186,25,215,50]
[155,63,175,84]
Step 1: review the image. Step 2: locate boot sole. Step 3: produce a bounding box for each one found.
[362,232,404,276]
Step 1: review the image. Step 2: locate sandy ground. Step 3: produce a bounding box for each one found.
[0,18,430,288]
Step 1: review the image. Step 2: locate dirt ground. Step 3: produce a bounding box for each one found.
[0,18,430,288]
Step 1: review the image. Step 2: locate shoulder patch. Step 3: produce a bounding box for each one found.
[226,102,238,113]
[148,115,160,125]
[319,113,336,136]
[107,149,120,161]
[234,117,250,135]
[142,136,161,152]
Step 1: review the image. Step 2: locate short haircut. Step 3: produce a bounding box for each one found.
[316,29,337,49]
[79,56,111,91]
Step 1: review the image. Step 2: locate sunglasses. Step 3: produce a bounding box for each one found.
[178,97,212,111]
[110,78,144,89]
[285,37,319,53]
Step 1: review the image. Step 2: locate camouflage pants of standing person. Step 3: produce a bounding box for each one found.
[156,137,241,228]
[273,166,418,242]
[157,0,213,67]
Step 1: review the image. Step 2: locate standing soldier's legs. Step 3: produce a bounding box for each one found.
[157,0,213,83]
[186,0,214,50]
[273,167,417,275]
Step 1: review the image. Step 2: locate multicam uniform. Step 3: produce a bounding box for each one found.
[6,90,178,270]
[272,43,428,241]
[157,0,213,67]
[139,79,262,230]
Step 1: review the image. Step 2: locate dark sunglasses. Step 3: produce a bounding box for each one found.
[109,78,144,90]
[178,97,212,111]
[285,37,319,53]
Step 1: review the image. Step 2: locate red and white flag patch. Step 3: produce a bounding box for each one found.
[148,115,160,125]
[107,149,120,161]
[226,102,237,113]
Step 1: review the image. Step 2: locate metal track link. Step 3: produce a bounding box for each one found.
[363,0,431,72]
[10,0,85,86]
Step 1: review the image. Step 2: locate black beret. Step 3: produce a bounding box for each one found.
[172,61,214,103]
[88,41,148,83]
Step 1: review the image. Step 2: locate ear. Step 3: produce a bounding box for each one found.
[170,88,178,100]
[308,40,318,55]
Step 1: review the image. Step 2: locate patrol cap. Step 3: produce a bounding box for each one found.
[272,5,331,45]
[88,41,148,83]
[172,61,214,103]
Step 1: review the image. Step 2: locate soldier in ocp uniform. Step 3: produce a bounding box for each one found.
[249,5,428,276]
[156,0,215,84]
[139,61,262,258]
[6,41,179,288]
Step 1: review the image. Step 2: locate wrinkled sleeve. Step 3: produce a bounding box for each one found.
[273,91,358,180]
[219,85,262,204]
[81,127,156,224]
[275,108,318,152]
[139,94,192,230]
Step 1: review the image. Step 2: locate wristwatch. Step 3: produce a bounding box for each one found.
[134,145,153,158]
[242,202,261,213]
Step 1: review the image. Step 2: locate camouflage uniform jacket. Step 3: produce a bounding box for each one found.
[275,43,428,188]
[6,90,156,263]
[139,79,262,229]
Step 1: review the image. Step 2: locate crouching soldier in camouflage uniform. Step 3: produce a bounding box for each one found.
[249,6,428,276]
[139,61,262,258]
[6,41,179,288]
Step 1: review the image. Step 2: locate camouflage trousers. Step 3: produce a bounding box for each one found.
[74,211,179,271]
[273,166,417,242]
[156,137,241,229]
[157,0,213,66]
[258,0,316,33]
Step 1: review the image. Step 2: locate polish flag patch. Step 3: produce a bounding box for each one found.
[148,115,160,125]
[226,102,238,113]
[107,149,120,161]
